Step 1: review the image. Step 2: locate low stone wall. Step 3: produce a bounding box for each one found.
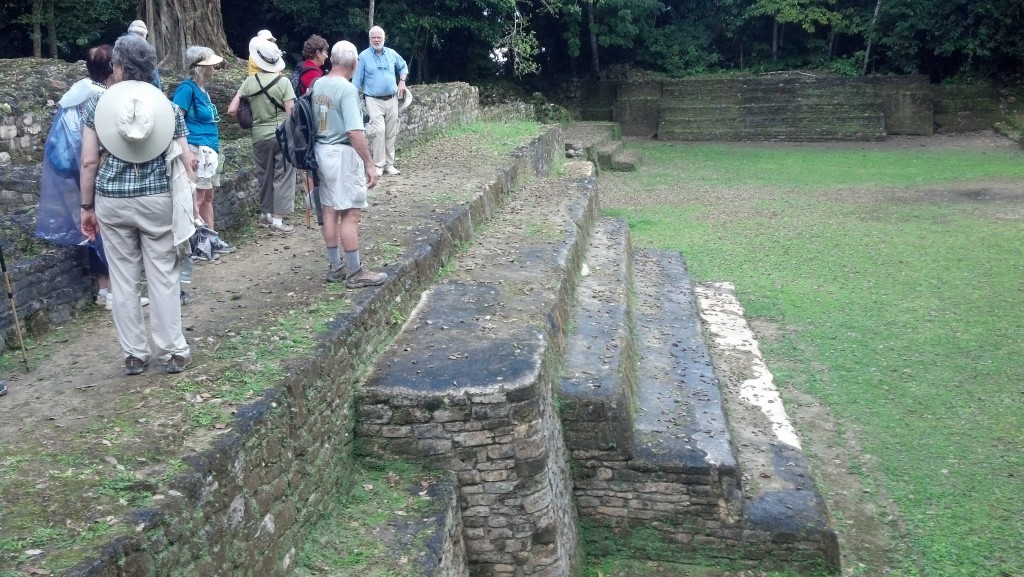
[53,128,560,577]
[581,74,997,140]
[0,243,93,353]
[354,132,583,577]
[933,83,1000,132]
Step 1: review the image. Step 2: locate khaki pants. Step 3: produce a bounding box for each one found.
[364,95,399,169]
[96,193,190,364]
[253,137,296,215]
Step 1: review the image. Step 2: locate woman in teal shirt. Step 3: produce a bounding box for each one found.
[172,46,234,255]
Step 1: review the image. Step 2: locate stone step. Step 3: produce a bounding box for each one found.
[609,147,643,172]
[357,160,600,577]
[695,282,841,572]
[630,249,737,475]
[564,230,839,572]
[559,218,636,462]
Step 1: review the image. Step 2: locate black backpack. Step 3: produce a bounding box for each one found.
[276,90,318,175]
[290,64,318,96]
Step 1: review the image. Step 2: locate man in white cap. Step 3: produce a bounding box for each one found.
[229,38,297,233]
[310,41,387,288]
[126,19,161,88]
[127,20,148,38]
[354,26,409,177]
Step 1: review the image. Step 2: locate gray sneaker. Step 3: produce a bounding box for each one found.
[211,237,237,254]
[325,263,348,283]
[344,267,387,289]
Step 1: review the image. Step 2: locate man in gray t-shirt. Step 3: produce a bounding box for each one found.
[310,40,386,289]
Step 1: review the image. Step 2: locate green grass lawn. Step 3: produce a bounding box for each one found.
[603,141,1024,577]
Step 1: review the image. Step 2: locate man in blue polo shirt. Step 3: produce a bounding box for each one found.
[354,26,408,177]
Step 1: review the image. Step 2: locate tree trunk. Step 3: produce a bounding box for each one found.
[31,0,42,58]
[586,0,599,75]
[863,0,883,75]
[138,0,232,72]
[369,0,375,29]
[47,0,57,58]
[771,17,778,61]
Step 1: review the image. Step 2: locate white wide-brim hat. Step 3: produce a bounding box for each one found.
[399,87,413,111]
[94,80,175,163]
[251,39,285,73]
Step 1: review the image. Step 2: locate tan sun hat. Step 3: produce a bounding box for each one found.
[193,52,224,67]
[94,80,175,163]
[398,87,413,111]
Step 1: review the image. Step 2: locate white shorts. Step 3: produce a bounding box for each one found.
[315,144,367,210]
[190,144,220,189]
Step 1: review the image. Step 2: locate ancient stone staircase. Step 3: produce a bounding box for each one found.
[564,121,643,172]
[16,123,837,577]
[350,124,839,576]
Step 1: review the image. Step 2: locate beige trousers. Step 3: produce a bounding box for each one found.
[96,193,190,364]
[364,95,399,169]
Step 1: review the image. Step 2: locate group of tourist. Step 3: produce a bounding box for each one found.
[35,19,412,377]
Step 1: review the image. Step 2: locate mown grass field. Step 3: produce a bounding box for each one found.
[601,139,1024,577]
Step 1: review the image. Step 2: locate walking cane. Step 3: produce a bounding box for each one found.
[0,245,30,373]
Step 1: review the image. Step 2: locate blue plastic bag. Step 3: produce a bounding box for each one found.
[35,105,87,246]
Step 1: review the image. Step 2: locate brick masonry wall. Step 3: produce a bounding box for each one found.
[582,74,996,140]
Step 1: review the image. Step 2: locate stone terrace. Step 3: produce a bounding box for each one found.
[1,117,837,576]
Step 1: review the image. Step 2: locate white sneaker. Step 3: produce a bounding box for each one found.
[375,166,383,177]
[106,294,149,310]
[269,222,294,233]
[383,165,400,176]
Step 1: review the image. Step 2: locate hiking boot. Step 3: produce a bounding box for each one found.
[0,380,8,397]
[258,213,272,228]
[344,267,388,289]
[383,165,400,176]
[166,354,191,374]
[124,355,147,376]
[180,290,190,306]
[269,222,294,233]
[211,237,237,254]
[325,263,348,283]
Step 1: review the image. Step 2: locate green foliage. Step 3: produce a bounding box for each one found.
[3,0,1023,81]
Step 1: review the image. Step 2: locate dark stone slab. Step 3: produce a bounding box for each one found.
[366,282,546,396]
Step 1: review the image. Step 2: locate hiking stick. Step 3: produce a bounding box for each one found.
[301,171,312,229]
[0,245,30,373]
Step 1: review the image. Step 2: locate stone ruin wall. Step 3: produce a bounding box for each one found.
[580,74,1002,140]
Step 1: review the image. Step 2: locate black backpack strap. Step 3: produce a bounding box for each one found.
[250,75,286,112]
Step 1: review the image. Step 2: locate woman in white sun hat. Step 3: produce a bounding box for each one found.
[229,38,297,233]
[247,29,276,75]
[79,33,196,377]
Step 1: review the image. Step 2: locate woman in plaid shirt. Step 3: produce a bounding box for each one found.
[79,34,197,377]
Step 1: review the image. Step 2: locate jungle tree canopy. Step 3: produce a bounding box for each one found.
[1,0,1022,83]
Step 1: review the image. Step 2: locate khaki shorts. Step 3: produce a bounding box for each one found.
[315,144,368,210]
